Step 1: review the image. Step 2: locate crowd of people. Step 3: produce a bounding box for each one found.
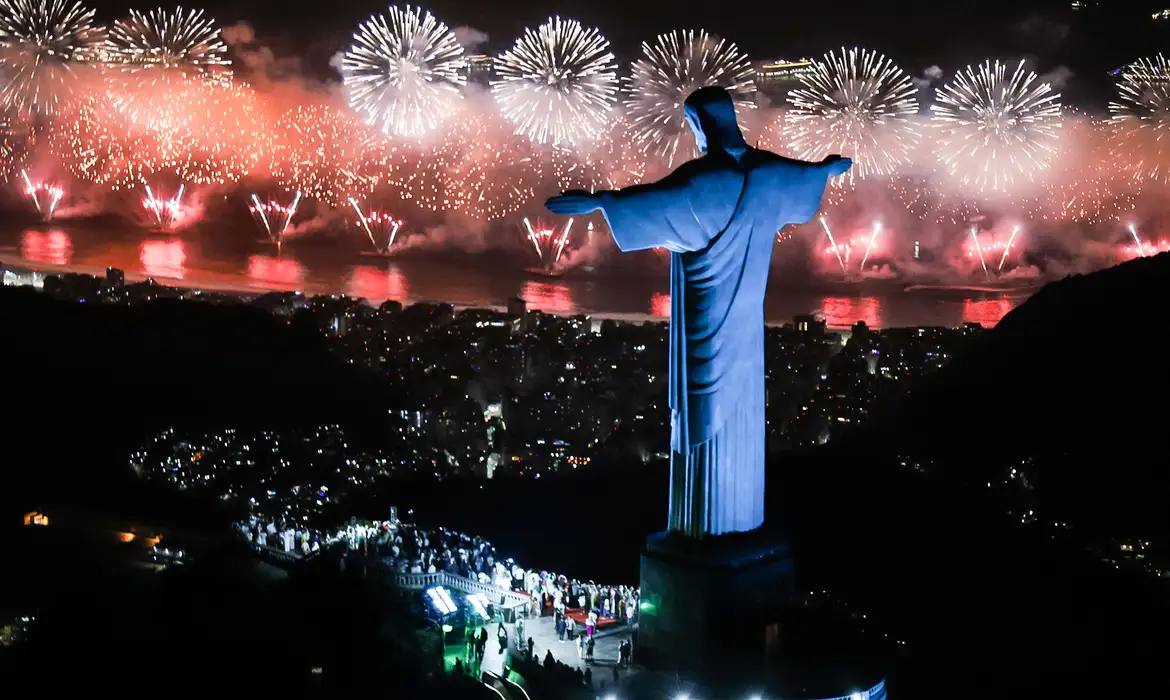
[236,515,639,627]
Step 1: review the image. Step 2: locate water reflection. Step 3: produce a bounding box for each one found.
[961,297,1015,327]
[519,280,574,314]
[140,238,186,279]
[21,229,72,265]
[650,292,670,318]
[820,296,882,328]
[345,264,410,304]
[248,255,304,288]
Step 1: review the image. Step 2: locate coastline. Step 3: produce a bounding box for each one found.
[0,255,1022,331]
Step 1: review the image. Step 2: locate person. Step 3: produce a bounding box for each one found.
[497,621,508,655]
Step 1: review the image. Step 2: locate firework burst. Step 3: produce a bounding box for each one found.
[785,47,919,185]
[50,77,270,189]
[270,103,396,206]
[107,7,230,82]
[492,16,618,147]
[341,4,466,138]
[0,114,31,178]
[1107,54,1170,183]
[0,0,105,116]
[931,59,1063,193]
[433,109,539,220]
[624,29,755,166]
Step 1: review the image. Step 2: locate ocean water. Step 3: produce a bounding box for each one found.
[0,222,1031,328]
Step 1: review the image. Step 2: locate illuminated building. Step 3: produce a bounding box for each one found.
[754,58,815,100]
[464,54,493,85]
[792,314,826,335]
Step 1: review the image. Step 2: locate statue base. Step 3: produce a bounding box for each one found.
[636,528,794,676]
[635,530,890,697]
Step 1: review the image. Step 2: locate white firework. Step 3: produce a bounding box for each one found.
[1107,54,1170,183]
[0,0,105,116]
[624,29,756,166]
[785,47,919,185]
[107,7,230,80]
[931,58,1063,193]
[492,16,618,147]
[341,4,466,138]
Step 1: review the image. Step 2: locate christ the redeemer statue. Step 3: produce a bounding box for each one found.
[548,86,851,538]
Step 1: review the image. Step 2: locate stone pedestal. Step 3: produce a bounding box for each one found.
[636,529,794,676]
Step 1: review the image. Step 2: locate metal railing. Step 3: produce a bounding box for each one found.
[394,570,529,608]
[812,679,886,700]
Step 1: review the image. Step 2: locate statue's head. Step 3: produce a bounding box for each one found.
[683,86,748,155]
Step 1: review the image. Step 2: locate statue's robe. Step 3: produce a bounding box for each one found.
[596,124,838,537]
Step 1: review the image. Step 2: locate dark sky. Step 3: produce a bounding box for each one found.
[108,0,1170,105]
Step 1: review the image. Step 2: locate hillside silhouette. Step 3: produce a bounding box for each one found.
[842,252,1170,534]
[0,286,392,508]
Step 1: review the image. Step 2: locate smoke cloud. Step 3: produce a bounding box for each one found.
[452,26,490,53]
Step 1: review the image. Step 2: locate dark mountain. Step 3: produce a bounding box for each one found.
[0,286,392,507]
[839,252,1170,533]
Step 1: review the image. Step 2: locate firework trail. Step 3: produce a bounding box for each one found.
[624,29,755,166]
[142,182,185,230]
[1126,222,1146,257]
[998,225,1021,272]
[932,59,1063,193]
[342,5,466,137]
[493,16,618,147]
[1107,54,1170,183]
[349,197,402,253]
[20,169,62,218]
[858,220,882,270]
[0,0,105,116]
[968,226,990,279]
[523,216,574,271]
[107,7,230,82]
[818,215,847,276]
[250,191,301,250]
[785,47,919,185]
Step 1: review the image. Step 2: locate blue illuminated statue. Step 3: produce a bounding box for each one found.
[548,86,851,538]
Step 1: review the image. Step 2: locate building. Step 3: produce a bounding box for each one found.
[465,54,493,84]
[754,58,815,101]
[792,314,826,335]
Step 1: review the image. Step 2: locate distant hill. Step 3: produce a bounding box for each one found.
[851,252,1170,454]
[840,252,1170,532]
[0,287,392,502]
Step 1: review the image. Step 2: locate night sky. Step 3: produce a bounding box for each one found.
[94,1,1170,105]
